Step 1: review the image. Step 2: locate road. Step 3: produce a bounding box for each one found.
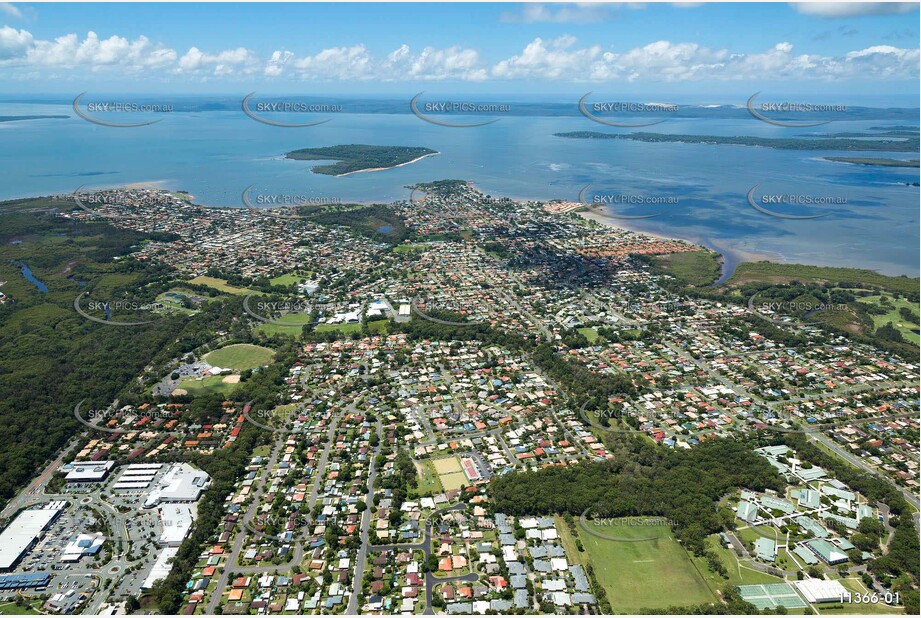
[346,419,383,614]
[205,431,287,614]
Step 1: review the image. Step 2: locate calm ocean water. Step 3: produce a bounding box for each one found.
[1,103,918,276]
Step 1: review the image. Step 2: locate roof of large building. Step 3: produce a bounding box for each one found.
[806,538,849,564]
[63,460,115,482]
[755,537,777,562]
[793,578,848,603]
[0,507,61,570]
[144,463,210,508]
[737,500,758,522]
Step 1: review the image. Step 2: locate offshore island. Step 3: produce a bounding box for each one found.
[285,144,438,176]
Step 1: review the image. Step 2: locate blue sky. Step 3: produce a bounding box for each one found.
[1,2,918,103]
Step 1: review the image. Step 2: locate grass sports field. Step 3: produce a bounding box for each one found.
[175,374,238,397]
[431,456,467,491]
[204,343,275,371]
[255,312,314,337]
[415,460,443,496]
[268,271,311,286]
[580,518,716,612]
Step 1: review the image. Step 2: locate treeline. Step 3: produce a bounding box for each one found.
[554,131,920,153]
[488,438,784,554]
[149,352,296,612]
[531,343,640,402]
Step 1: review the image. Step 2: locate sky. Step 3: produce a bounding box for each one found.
[0,2,918,103]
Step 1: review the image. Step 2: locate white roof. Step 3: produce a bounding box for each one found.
[793,578,848,603]
[142,547,179,589]
[0,507,61,569]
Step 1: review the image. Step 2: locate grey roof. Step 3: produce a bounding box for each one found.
[507,561,526,576]
[499,533,516,546]
[514,589,530,609]
[491,600,513,611]
[446,602,473,614]
[529,546,548,558]
[510,575,528,589]
[573,593,597,605]
[571,565,589,592]
[533,559,552,573]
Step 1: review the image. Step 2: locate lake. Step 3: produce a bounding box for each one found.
[17,261,48,293]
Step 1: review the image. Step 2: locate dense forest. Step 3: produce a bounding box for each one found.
[0,202,185,507]
[0,199,254,510]
[488,437,784,554]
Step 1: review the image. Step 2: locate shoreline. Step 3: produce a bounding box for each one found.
[577,208,780,285]
[334,152,439,177]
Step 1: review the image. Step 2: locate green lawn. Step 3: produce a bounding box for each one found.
[269,271,310,286]
[580,519,716,612]
[187,275,254,295]
[314,320,389,335]
[693,534,784,588]
[204,343,275,371]
[578,327,601,343]
[255,312,314,337]
[414,460,443,497]
[393,243,427,254]
[176,374,237,397]
[857,294,920,344]
[0,601,41,615]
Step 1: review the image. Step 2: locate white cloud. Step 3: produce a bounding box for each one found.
[0,25,31,58]
[265,44,487,81]
[500,3,650,24]
[0,26,916,84]
[177,46,257,76]
[490,37,918,83]
[19,31,177,72]
[793,2,919,18]
[0,3,22,18]
[492,36,602,79]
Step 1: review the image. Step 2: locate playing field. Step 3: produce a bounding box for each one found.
[415,460,443,496]
[176,374,238,397]
[580,518,716,612]
[431,456,467,491]
[269,271,310,286]
[204,343,275,371]
[255,312,314,337]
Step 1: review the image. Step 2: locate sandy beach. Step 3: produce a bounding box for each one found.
[335,152,439,177]
[577,207,781,284]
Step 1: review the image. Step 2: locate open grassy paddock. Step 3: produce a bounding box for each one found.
[580,518,716,612]
[187,275,254,295]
